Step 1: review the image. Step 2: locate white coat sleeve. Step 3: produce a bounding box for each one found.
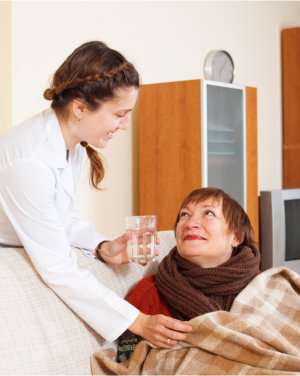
[0,159,139,342]
[68,201,109,257]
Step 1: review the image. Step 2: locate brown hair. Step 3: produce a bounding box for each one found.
[174,187,256,252]
[44,41,140,189]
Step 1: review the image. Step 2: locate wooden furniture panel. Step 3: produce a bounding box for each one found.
[139,80,201,230]
[284,148,300,188]
[246,86,259,241]
[139,80,258,238]
[282,27,300,188]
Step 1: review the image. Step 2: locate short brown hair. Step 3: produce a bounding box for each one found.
[175,187,256,251]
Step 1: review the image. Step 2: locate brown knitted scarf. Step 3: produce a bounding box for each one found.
[156,245,260,321]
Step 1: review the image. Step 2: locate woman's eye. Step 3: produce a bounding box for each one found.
[179,211,189,218]
[204,210,214,216]
[116,113,125,118]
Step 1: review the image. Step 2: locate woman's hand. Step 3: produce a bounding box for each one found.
[97,232,160,265]
[97,232,131,264]
[129,312,193,349]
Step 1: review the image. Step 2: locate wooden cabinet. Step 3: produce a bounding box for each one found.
[282,27,300,188]
[138,79,258,240]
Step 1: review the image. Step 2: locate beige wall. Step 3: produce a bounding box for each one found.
[11,1,300,238]
[0,1,11,133]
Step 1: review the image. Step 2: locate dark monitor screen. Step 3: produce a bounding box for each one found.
[284,199,300,261]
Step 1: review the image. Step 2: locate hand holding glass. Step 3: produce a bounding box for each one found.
[125,215,157,264]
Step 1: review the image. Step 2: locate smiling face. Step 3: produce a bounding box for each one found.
[175,198,240,268]
[60,87,139,150]
[77,87,138,149]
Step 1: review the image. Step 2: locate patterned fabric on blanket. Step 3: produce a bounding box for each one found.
[91,267,300,375]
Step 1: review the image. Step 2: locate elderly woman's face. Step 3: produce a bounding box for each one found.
[176,198,240,268]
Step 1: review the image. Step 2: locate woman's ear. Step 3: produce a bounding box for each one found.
[231,234,242,248]
[71,99,86,120]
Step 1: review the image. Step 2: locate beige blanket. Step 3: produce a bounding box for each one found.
[91,267,300,375]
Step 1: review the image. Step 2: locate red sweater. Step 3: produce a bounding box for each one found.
[125,274,172,317]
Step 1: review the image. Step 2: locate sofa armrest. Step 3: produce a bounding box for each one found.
[0,230,175,375]
[80,230,176,298]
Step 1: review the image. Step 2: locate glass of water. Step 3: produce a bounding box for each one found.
[125,215,157,264]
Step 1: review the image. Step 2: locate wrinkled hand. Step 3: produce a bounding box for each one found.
[129,313,193,348]
[99,232,160,265]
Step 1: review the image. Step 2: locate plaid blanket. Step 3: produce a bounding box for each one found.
[91,267,300,375]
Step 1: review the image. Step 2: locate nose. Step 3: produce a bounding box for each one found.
[185,214,202,229]
[118,114,130,130]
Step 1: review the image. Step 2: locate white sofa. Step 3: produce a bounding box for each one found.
[0,230,176,375]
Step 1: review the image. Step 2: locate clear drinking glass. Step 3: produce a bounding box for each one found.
[125,215,157,264]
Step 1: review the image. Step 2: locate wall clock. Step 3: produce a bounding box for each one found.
[204,50,235,83]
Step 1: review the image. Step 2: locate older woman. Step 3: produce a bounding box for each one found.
[118,187,260,361]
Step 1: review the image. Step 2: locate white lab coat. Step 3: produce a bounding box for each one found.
[0,108,139,342]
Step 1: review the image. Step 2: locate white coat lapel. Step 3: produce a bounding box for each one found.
[43,108,75,199]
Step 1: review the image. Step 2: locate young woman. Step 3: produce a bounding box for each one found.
[118,187,261,361]
[0,41,192,346]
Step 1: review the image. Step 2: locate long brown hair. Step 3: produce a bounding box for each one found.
[174,187,256,253]
[44,41,140,189]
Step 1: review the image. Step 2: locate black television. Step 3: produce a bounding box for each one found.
[259,188,300,273]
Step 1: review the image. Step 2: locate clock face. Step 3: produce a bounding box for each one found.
[204,50,234,83]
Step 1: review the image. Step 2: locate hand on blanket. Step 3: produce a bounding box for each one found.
[97,232,160,265]
[129,313,193,348]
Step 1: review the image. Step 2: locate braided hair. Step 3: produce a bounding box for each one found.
[44,41,140,189]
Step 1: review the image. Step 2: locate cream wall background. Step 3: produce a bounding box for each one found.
[0,1,11,133]
[8,1,300,238]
